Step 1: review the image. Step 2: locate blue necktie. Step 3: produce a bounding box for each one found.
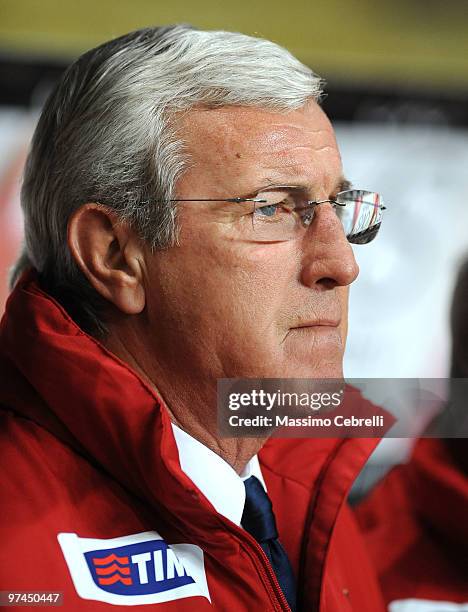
[241,476,297,611]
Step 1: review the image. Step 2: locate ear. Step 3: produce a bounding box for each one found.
[68,203,146,314]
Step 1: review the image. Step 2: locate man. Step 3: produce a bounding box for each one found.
[0,25,464,611]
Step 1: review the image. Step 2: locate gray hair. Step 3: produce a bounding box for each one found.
[12,24,323,336]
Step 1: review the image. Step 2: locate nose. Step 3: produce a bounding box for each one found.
[300,202,360,290]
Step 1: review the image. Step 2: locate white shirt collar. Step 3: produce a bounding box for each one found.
[171,423,267,526]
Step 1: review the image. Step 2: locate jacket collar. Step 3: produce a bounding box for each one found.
[0,273,220,541]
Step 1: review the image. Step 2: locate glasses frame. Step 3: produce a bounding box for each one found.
[149,191,386,212]
[144,190,387,243]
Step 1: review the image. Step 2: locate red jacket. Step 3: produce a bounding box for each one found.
[0,275,465,610]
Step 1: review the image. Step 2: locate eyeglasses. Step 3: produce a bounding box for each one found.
[159,189,386,244]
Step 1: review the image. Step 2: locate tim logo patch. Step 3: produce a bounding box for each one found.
[58,531,210,606]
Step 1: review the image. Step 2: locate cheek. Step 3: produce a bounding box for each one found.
[150,234,294,334]
[203,242,295,335]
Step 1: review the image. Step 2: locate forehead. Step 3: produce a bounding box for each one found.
[177,101,343,195]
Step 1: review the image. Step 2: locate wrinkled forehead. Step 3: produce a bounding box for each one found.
[177,101,343,195]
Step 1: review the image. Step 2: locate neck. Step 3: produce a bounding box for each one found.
[102,326,268,474]
[168,410,266,474]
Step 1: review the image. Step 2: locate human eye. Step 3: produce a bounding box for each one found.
[253,195,296,222]
[254,203,283,218]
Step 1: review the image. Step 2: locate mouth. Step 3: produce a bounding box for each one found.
[280,321,342,345]
[292,320,341,329]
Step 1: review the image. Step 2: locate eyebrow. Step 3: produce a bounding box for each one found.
[337,177,352,192]
[251,176,352,198]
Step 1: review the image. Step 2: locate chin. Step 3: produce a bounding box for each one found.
[244,359,344,380]
[277,361,344,380]
[279,337,345,379]
[308,363,344,379]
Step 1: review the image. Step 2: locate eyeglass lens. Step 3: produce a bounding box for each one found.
[251,189,384,244]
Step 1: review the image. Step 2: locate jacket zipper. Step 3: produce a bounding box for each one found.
[227,525,291,611]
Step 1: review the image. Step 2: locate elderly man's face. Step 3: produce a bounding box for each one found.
[142,101,358,384]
